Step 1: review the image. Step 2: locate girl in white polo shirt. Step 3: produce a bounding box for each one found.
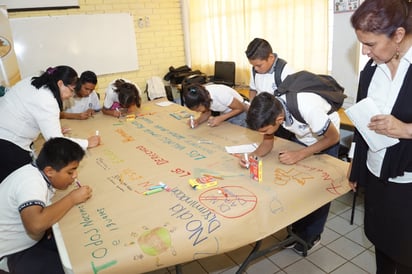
[0,66,101,183]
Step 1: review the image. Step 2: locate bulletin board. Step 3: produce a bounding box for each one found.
[9,13,138,77]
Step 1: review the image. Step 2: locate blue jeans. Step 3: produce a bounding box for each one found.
[226,111,247,128]
[290,140,340,243]
[7,233,64,274]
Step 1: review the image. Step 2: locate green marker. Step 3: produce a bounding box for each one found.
[143,188,164,195]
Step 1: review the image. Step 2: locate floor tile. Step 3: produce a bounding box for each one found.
[339,207,364,226]
[344,227,372,249]
[267,248,302,269]
[320,227,341,245]
[326,215,357,235]
[244,257,279,274]
[197,253,236,274]
[330,261,369,274]
[326,237,365,260]
[225,245,254,265]
[351,249,376,274]
[306,246,346,273]
[329,199,350,215]
[283,258,326,274]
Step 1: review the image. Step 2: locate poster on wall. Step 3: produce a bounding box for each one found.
[334,0,359,13]
[0,6,20,88]
[0,0,78,11]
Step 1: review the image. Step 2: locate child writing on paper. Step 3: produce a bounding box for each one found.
[60,70,101,120]
[102,79,142,118]
[182,83,249,128]
[0,66,101,183]
[241,92,340,256]
[0,137,92,274]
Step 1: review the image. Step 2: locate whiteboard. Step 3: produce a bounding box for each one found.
[9,13,138,77]
[0,0,78,10]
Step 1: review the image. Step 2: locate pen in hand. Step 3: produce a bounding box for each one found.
[244,153,250,169]
[75,180,81,188]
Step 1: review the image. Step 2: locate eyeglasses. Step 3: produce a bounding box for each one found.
[66,85,75,93]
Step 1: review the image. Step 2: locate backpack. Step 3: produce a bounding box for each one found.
[252,57,287,88]
[274,70,346,124]
[145,76,174,101]
[163,65,203,85]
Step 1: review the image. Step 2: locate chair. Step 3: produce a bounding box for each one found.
[211,61,235,87]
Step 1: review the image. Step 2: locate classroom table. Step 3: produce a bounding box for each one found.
[51,99,350,274]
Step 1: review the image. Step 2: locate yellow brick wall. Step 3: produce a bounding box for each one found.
[7,0,186,102]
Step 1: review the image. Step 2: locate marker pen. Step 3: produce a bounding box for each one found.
[244,153,250,169]
[143,188,164,195]
[148,185,164,190]
[190,115,195,128]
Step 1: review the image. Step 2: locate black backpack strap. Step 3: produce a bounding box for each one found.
[252,55,287,90]
[274,57,287,87]
[285,91,306,124]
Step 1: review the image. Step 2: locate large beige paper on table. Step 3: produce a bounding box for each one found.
[50,100,350,274]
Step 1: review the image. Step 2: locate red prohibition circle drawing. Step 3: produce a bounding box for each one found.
[199,186,258,219]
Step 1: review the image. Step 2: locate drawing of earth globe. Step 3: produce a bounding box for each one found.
[0,37,11,58]
[138,227,172,256]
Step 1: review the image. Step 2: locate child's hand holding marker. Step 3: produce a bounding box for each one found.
[189,115,196,128]
[72,180,93,203]
[239,153,250,169]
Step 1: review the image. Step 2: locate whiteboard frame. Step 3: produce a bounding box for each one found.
[0,0,78,11]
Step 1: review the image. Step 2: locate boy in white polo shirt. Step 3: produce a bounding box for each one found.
[242,92,340,255]
[0,137,92,274]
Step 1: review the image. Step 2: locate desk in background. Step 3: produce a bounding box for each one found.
[52,100,350,274]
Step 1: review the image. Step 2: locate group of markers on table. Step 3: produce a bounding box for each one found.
[89,117,262,196]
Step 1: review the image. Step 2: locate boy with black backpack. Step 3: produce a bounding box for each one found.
[245,38,294,102]
[242,92,341,256]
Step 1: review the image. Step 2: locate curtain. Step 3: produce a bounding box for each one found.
[185,0,330,86]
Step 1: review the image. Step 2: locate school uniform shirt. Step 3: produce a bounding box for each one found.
[64,91,101,113]
[0,164,55,257]
[279,92,340,146]
[103,79,141,109]
[249,60,294,95]
[205,84,245,113]
[0,77,88,151]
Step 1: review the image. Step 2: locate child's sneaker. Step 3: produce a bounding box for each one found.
[292,235,321,256]
[282,235,297,249]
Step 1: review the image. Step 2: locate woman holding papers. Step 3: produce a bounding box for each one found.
[349,0,412,273]
[0,66,101,183]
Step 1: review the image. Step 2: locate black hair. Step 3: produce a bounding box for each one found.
[245,38,273,60]
[36,137,85,171]
[246,93,283,130]
[113,79,141,108]
[75,70,97,93]
[31,66,78,111]
[182,83,212,110]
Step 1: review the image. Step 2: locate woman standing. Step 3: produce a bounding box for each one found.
[0,66,101,182]
[349,0,412,273]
